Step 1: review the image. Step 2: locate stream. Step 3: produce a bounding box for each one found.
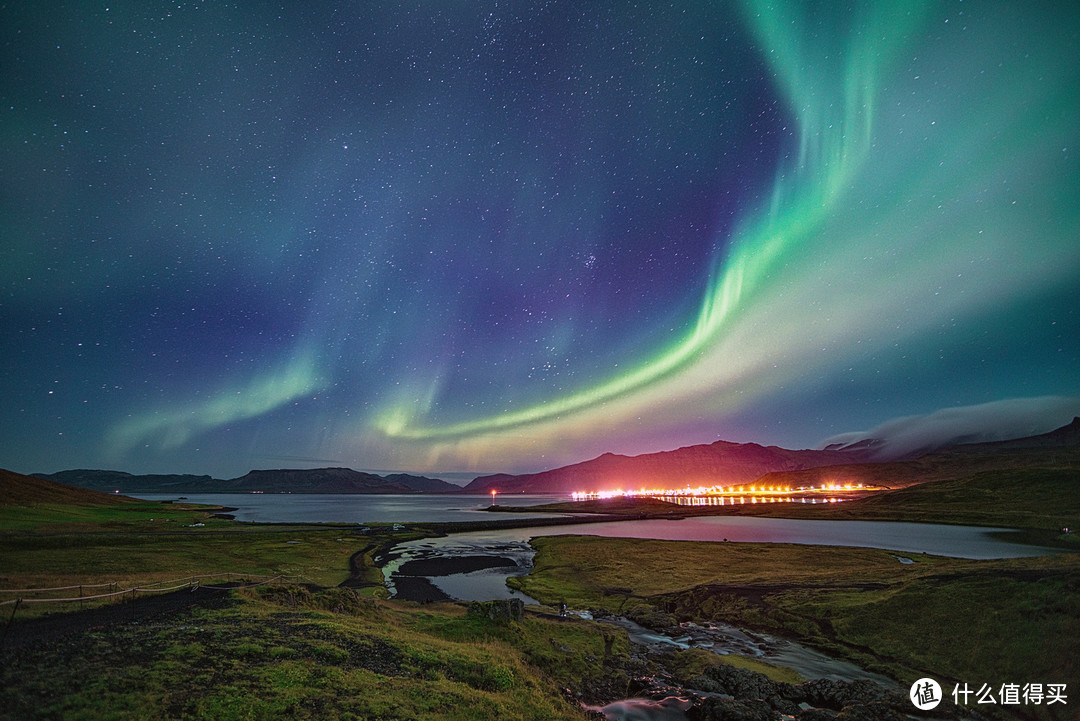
[380,519,1051,720]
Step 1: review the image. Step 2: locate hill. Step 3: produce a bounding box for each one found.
[463,418,1080,495]
[223,468,458,494]
[1,468,138,506]
[463,440,872,494]
[755,418,1080,492]
[31,467,459,495]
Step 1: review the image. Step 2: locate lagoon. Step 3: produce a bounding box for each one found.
[136,493,1056,602]
[381,514,1057,605]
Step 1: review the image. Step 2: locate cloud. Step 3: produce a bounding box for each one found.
[819,396,1080,459]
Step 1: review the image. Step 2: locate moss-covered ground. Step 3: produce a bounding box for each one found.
[1,584,628,721]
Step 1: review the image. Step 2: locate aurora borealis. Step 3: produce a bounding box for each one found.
[2,1,1078,480]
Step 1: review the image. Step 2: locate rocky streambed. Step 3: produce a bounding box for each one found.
[578,609,986,721]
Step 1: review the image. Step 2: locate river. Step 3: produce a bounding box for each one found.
[379,516,1049,721]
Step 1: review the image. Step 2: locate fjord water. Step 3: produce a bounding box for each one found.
[499,516,1055,559]
[137,492,1055,560]
[135,493,574,523]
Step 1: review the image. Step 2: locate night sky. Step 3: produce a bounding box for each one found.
[3,1,1078,481]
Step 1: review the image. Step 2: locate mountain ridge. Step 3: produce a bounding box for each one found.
[461,439,876,494]
[31,467,459,495]
[29,419,1079,497]
[462,419,1080,494]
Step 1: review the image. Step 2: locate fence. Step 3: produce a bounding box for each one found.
[0,572,306,649]
[0,572,300,605]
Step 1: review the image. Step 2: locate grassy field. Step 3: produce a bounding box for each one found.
[4,464,1079,720]
[0,505,363,592]
[510,535,1080,695]
[0,473,642,719]
[1,584,635,720]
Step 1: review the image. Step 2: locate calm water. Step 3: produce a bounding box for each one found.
[494,515,1054,559]
[383,516,1055,604]
[135,493,574,523]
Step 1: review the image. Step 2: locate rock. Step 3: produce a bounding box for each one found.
[688,696,781,721]
[791,678,894,709]
[767,695,801,717]
[693,663,788,701]
[787,678,910,721]
[796,709,837,721]
[835,701,908,721]
[626,606,678,630]
[684,662,915,721]
[466,598,525,623]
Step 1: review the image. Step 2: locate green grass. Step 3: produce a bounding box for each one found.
[0,586,622,720]
[0,481,378,593]
[665,647,803,685]
[0,498,217,532]
[0,523,362,591]
[512,535,1080,693]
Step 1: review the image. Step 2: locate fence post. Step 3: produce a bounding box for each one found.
[0,599,22,652]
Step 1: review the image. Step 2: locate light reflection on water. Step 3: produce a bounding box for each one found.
[133,493,575,524]
[584,697,693,721]
[435,516,1054,559]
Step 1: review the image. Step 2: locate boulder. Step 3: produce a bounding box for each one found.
[689,696,780,721]
[466,598,525,623]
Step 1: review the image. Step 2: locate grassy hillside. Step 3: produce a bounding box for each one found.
[1,468,138,507]
[756,446,1080,494]
[0,585,627,720]
[512,535,1080,702]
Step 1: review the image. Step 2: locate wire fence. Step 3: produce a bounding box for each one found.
[0,572,313,652]
[0,572,300,607]
[0,572,308,645]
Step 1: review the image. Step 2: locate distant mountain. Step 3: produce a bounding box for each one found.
[463,419,1080,495]
[31,469,221,495]
[950,416,1080,452]
[821,416,1080,459]
[757,418,1080,491]
[384,473,462,493]
[224,468,458,494]
[462,440,875,495]
[31,467,458,495]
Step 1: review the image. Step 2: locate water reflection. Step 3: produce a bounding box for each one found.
[584,697,692,721]
[134,493,574,524]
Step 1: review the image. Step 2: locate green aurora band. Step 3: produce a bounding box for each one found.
[374,1,942,443]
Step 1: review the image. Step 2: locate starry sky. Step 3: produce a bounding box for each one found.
[2,1,1079,481]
